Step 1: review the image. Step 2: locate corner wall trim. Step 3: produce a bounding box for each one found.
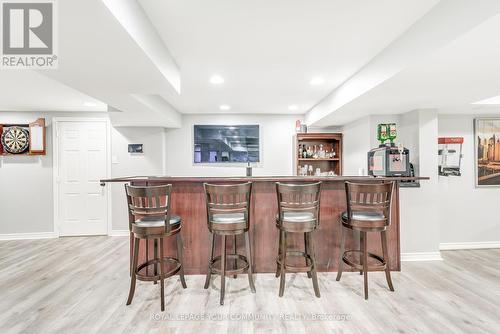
[439,241,500,250]
[0,232,59,241]
[401,252,443,262]
[109,230,129,237]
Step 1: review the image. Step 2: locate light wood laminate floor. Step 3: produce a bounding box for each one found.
[0,236,499,334]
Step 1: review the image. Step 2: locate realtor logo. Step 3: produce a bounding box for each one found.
[1,0,57,68]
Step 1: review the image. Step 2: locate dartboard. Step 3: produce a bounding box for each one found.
[1,126,30,154]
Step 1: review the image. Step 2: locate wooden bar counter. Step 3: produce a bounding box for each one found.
[101,175,427,274]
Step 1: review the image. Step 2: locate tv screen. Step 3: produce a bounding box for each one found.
[193,125,260,163]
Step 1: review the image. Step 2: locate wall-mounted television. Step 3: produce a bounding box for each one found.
[193,125,260,163]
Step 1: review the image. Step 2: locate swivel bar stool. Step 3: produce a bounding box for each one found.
[125,184,187,311]
[275,182,321,298]
[336,181,395,300]
[203,182,256,305]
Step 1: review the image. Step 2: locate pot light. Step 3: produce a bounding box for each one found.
[288,105,299,111]
[210,75,225,85]
[219,104,231,110]
[309,77,325,86]
[84,102,97,107]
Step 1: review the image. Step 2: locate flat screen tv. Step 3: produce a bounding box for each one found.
[193,125,260,163]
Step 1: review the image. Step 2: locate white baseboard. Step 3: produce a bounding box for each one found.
[439,241,500,250]
[0,232,59,241]
[401,252,443,262]
[108,230,129,237]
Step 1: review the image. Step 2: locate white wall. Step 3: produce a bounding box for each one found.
[0,111,108,234]
[164,114,301,177]
[438,114,500,245]
[399,110,440,254]
[110,127,166,231]
[0,112,167,234]
[341,116,371,175]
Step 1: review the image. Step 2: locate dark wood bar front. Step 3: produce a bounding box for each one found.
[102,176,427,274]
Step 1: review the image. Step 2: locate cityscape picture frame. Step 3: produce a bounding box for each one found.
[474,118,500,187]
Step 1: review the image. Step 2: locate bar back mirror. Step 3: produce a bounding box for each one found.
[193,125,260,163]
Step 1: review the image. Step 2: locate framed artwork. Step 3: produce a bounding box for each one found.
[128,144,143,154]
[475,118,500,187]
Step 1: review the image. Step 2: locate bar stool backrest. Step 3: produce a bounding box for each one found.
[204,182,252,231]
[345,181,394,227]
[125,184,173,232]
[276,182,322,228]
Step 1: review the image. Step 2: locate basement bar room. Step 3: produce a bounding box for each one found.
[1,1,499,334]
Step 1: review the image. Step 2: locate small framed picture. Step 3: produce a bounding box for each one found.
[128,144,143,154]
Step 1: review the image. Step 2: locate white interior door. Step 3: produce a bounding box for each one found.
[56,120,109,236]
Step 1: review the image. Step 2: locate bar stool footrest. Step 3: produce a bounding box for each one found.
[276,250,313,273]
[136,257,181,281]
[341,250,386,271]
[209,254,249,276]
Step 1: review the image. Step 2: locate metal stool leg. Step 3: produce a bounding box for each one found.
[176,234,187,289]
[381,230,394,291]
[245,231,256,293]
[220,235,226,305]
[308,231,321,298]
[127,237,140,305]
[336,225,346,281]
[204,233,215,289]
[278,230,287,297]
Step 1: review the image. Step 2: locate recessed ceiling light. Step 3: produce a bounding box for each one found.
[288,105,299,111]
[309,77,325,86]
[219,104,231,110]
[210,75,225,85]
[84,102,97,107]
[472,95,500,105]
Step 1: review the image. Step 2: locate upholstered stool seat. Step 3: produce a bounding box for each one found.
[134,215,182,227]
[341,211,385,223]
[279,211,315,222]
[212,213,245,223]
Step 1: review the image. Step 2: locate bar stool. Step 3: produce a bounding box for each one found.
[336,181,395,300]
[203,182,256,305]
[125,184,187,311]
[275,182,321,298]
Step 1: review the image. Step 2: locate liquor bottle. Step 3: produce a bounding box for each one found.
[295,120,302,133]
[299,145,303,159]
[388,123,397,144]
[319,144,325,158]
[303,145,307,158]
[377,124,389,146]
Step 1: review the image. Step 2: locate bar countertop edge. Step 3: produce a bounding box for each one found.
[100,175,429,183]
